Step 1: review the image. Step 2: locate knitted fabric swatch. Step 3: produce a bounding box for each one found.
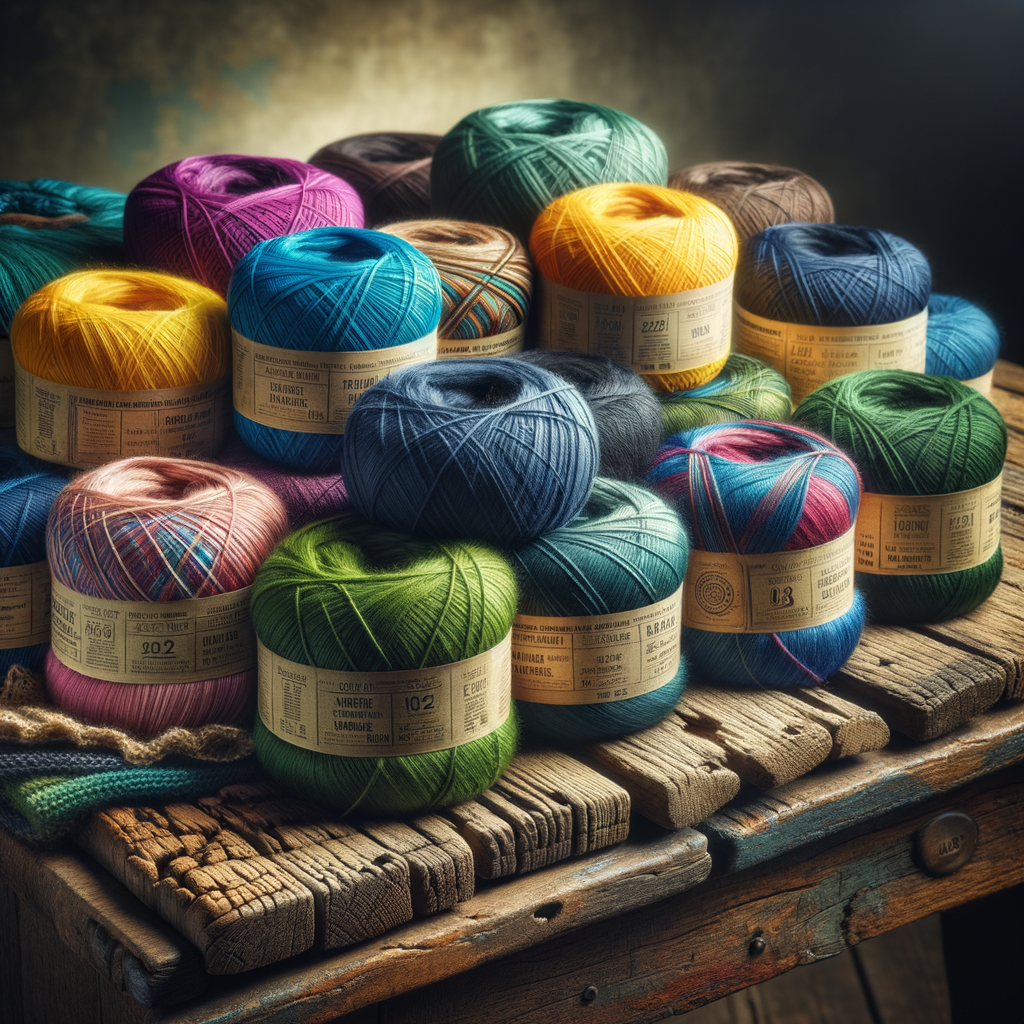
[0,744,128,778]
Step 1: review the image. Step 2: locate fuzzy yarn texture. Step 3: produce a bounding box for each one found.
[343,357,599,544]
[925,294,1001,384]
[124,155,363,297]
[794,370,1006,623]
[0,745,128,778]
[251,512,519,816]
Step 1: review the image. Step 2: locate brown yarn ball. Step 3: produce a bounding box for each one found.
[308,132,440,227]
[668,161,834,242]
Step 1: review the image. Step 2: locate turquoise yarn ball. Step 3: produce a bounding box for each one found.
[431,99,668,241]
[510,477,688,743]
[227,227,443,472]
[926,294,1001,382]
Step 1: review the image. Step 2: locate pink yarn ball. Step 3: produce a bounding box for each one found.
[123,155,365,296]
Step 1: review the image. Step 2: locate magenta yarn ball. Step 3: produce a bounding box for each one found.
[123,155,365,296]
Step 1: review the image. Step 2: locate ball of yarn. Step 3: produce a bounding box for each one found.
[510,478,688,742]
[228,227,442,472]
[251,512,519,815]
[669,161,834,241]
[44,457,288,735]
[124,156,364,297]
[432,99,668,241]
[381,219,531,355]
[926,294,1001,387]
[658,354,792,438]
[0,446,66,676]
[530,183,737,391]
[510,350,661,481]
[343,358,599,544]
[218,435,350,529]
[793,370,1006,623]
[648,421,866,687]
[308,132,440,227]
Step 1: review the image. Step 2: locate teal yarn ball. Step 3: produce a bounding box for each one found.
[657,354,792,438]
[794,370,1007,624]
[510,478,688,743]
[227,227,443,472]
[926,294,1001,383]
[431,99,668,241]
[251,513,519,815]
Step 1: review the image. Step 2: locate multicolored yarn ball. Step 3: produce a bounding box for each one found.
[44,457,288,735]
[251,512,519,815]
[510,478,688,743]
[925,294,1001,393]
[0,446,66,676]
[124,155,364,297]
[657,354,792,438]
[228,227,442,472]
[511,350,661,481]
[343,358,599,544]
[794,370,1006,624]
[308,132,440,227]
[431,99,668,242]
[530,182,738,392]
[648,421,866,687]
[669,162,834,241]
[381,219,531,356]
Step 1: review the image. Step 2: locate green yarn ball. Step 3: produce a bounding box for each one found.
[657,354,792,438]
[251,513,519,815]
[793,370,1007,624]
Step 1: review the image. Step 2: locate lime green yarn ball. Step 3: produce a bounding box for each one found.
[251,513,519,815]
[794,370,1007,624]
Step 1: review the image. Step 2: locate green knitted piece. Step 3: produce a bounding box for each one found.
[3,758,264,836]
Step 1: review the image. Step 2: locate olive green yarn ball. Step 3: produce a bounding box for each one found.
[794,370,1007,624]
[251,513,519,815]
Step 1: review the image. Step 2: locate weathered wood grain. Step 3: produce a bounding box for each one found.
[764,688,890,759]
[442,799,517,879]
[994,358,1024,394]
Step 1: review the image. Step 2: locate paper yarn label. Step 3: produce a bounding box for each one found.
[257,632,511,757]
[14,361,230,469]
[855,475,1002,575]
[536,275,733,375]
[233,330,437,434]
[0,561,51,650]
[437,324,525,359]
[49,580,254,684]
[511,587,683,705]
[961,368,994,396]
[0,337,13,429]
[733,306,928,403]
[684,530,856,633]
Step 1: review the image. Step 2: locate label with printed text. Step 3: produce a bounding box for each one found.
[0,561,51,649]
[14,361,230,469]
[733,306,928,403]
[257,633,511,757]
[49,580,254,684]
[684,530,856,633]
[537,275,733,374]
[0,337,13,429]
[233,331,437,434]
[511,587,683,704]
[855,476,1002,575]
[437,325,525,359]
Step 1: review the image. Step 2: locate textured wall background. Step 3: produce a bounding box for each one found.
[1,0,1021,358]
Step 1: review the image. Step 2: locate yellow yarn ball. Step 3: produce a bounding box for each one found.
[530,183,738,391]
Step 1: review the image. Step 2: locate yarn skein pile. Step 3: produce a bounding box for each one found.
[124,155,364,297]
[343,358,599,544]
[531,183,738,392]
[381,219,532,357]
[794,370,1006,624]
[925,294,1001,393]
[251,513,519,815]
[510,478,689,742]
[431,99,668,242]
[648,421,866,688]
[228,227,442,471]
[44,457,288,735]
[669,161,834,241]
[308,132,440,227]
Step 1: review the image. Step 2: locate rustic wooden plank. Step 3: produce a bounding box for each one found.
[763,688,889,759]
[442,799,517,879]
[993,358,1024,394]
[147,828,711,1024]
[475,781,571,873]
[699,700,1024,871]
[0,881,24,1024]
[77,802,315,974]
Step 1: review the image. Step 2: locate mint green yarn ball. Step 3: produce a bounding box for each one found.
[251,512,519,815]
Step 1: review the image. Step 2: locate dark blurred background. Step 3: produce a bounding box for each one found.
[1,0,1021,361]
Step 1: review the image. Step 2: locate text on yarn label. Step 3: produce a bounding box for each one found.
[437,324,525,359]
[0,561,50,649]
